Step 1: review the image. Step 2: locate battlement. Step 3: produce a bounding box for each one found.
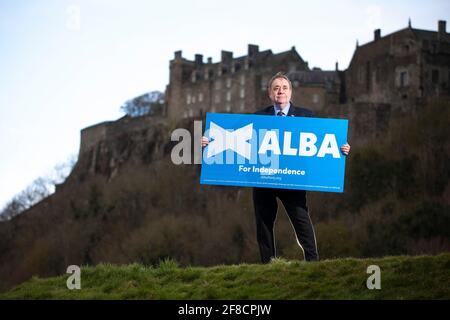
[170,44,306,79]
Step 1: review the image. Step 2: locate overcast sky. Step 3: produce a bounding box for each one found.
[0,0,449,209]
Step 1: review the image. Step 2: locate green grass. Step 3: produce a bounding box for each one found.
[1,254,449,299]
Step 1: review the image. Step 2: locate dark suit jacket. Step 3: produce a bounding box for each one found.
[253,103,313,196]
[254,103,314,118]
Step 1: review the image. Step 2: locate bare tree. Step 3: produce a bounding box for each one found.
[0,154,78,221]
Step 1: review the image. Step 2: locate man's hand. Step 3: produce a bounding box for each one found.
[201,136,209,147]
[341,143,351,156]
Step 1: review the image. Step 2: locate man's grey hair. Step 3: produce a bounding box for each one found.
[267,72,292,90]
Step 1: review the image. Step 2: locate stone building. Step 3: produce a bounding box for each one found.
[165,44,341,119]
[76,20,450,167]
[289,67,343,112]
[345,20,450,108]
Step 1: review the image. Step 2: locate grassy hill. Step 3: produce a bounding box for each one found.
[1,253,449,300]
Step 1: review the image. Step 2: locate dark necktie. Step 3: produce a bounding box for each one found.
[277,111,285,116]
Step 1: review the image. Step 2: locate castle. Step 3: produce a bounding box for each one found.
[165,44,341,119]
[346,20,450,107]
[79,20,449,156]
[165,20,449,119]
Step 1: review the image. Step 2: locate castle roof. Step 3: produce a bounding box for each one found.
[288,70,339,85]
[356,20,449,50]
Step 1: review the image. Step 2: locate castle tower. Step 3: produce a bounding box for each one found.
[166,50,185,120]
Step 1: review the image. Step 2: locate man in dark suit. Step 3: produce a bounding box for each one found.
[202,72,350,262]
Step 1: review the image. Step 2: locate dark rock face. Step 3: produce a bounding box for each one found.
[74,115,172,182]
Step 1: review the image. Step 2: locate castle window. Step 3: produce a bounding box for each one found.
[186,94,191,105]
[191,72,196,83]
[192,95,196,104]
[366,61,371,91]
[226,103,231,112]
[432,43,437,54]
[240,88,245,99]
[215,80,222,90]
[400,71,409,87]
[240,101,245,111]
[226,91,231,101]
[189,109,194,117]
[358,67,364,84]
[244,59,249,70]
[261,77,268,90]
[313,94,319,104]
[226,78,231,88]
[198,93,203,102]
[240,75,246,85]
[432,69,439,84]
[204,69,209,80]
[215,94,220,103]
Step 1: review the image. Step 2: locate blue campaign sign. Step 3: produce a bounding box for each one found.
[200,113,348,193]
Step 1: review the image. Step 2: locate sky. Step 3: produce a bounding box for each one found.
[0,0,449,209]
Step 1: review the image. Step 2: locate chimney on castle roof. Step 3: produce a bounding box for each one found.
[221,50,233,63]
[207,57,212,64]
[174,50,182,60]
[438,20,446,34]
[374,29,381,41]
[195,54,203,65]
[335,61,339,71]
[248,44,259,57]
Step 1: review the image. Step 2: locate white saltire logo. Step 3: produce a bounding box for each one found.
[207,122,253,160]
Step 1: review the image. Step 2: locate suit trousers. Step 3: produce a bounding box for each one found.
[252,187,319,262]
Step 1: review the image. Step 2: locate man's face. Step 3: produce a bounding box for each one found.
[268,77,292,108]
